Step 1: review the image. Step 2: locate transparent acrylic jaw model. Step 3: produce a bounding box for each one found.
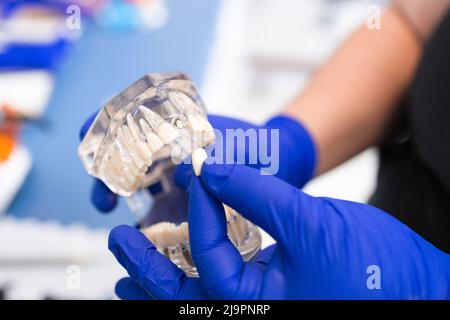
[78,72,261,276]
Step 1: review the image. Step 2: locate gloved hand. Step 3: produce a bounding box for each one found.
[109,163,450,299]
[79,113,317,213]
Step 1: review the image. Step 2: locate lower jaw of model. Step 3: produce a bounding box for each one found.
[141,205,261,277]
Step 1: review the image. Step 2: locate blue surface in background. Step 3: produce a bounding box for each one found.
[8,0,220,228]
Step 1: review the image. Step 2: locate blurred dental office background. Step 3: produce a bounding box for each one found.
[0,0,386,299]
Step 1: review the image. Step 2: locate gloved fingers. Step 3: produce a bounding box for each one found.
[174,162,193,190]
[199,163,311,246]
[251,244,276,267]
[115,277,152,300]
[109,225,209,300]
[91,179,118,213]
[245,246,276,294]
[207,114,255,132]
[79,111,98,141]
[188,175,245,299]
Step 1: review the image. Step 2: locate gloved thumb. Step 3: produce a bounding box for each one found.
[198,163,319,246]
[188,175,244,298]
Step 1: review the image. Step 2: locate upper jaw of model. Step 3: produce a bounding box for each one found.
[78,73,215,197]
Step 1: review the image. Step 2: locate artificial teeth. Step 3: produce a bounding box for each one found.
[108,145,134,176]
[118,126,145,169]
[157,122,179,144]
[192,148,207,176]
[141,222,176,246]
[201,120,216,145]
[122,125,152,166]
[135,140,153,165]
[101,164,128,191]
[187,114,205,132]
[124,119,153,164]
[141,222,191,249]
[126,114,142,140]
[139,119,165,153]
[179,222,189,242]
[122,166,138,185]
[138,105,160,126]
[171,225,187,246]
[139,106,179,144]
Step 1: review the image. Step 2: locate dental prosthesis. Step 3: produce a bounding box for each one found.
[78,72,261,276]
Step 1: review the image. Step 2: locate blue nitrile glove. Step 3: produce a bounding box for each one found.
[80,113,317,213]
[174,114,316,190]
[0,40,71,71]
[109,163,450,299]
[109,225,276,299]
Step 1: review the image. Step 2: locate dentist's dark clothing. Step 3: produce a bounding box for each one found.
[371,10,450,253]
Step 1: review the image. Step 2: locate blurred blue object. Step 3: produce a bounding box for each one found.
[0,39,70,70]
[8,0,221,228]
[96,0,139,33]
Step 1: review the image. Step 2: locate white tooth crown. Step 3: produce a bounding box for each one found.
[139,106,180,144]
[192,148,207,176]
[78,72,215,197]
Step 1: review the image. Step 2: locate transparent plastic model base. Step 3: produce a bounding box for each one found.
[78,72,261,276]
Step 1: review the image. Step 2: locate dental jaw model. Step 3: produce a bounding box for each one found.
[79,73,261,276]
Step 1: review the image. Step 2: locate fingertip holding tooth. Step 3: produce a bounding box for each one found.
[192,148,207,176]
